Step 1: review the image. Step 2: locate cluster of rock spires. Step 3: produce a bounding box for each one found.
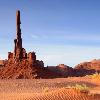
[0,10,45,79]
[0,10,100,79]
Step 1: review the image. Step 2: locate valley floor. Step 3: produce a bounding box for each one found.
[0,75,100,100]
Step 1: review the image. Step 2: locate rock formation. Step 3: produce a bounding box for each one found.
[75,59,100,71]
[0,10,45,79]
[8,10,39,65]
[74,59,100,76]
[47,64,74,77]
[0,60,5,67]
[0,10,73,79]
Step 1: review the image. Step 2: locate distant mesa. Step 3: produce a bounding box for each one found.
[72,59,100,76]
[47,64,74,77]
[75,59,100,71]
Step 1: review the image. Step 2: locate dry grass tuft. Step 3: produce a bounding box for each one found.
[90,73,100,79]
[42,87,49,93]
[67,84,89,93]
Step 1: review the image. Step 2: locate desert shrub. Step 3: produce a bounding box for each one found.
[90,73,100,79]
[42,87,49,93]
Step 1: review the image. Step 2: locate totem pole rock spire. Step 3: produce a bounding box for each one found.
[16,10,21,39]
[2,10,45,79]
[14,10,22,59]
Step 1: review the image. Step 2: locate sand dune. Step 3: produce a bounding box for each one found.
[0,76,100,100]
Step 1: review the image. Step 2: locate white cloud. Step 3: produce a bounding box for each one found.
[30,31,100,42]
[31,34,39,39]
[30,34,49,40]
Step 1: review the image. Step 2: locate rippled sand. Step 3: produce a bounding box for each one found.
[0,77,100,100]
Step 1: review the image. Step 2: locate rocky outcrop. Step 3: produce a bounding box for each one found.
[8,10,40,64]
[74,59,100,76]
[75,59,100,71]
[47,64,74,77]
[0,10,45,79]
[0,60,4,66]
[0,59,60,79]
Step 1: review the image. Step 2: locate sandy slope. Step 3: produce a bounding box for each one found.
[1,88,100,100]
[0,77,100,100]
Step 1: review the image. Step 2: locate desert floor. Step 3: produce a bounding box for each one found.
[0,76,100,100]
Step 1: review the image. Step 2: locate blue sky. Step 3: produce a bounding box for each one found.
[0,0,100,67]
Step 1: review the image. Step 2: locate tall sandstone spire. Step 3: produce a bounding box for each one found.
[0,10,46,79]
[14,10,22,59]
[7,10,44,68]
